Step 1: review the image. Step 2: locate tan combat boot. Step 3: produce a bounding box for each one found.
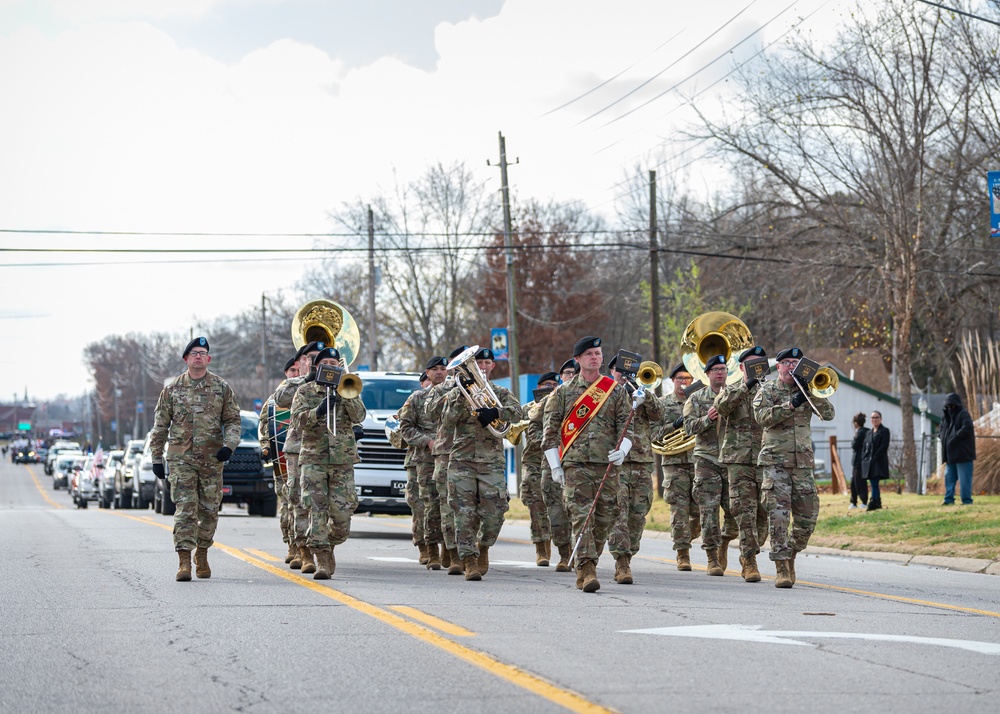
[300,545,316,574]
[576,564,586,590]
[426,543,442,571]
[447,549,463,575]
[789,551,797,585]
[440,544,451,569]
[706,548,724,576]
[774,560,793,588]
[581,560,601,593]
[614,554,633,584]
[555,544,572,572]
[741,554,762,583]
[417,543,429,565]
[313,548,331,580]
[718,538,731,572]
[477,544,490,575]
[545,541,552,562]
[285,542,297,564]
[176,550,192,582]
[329,546,336,576]
[463,555,482,581]
[535,542,549,567]
[194,546,211,579]
[289,544,303,570]
[676,549,692,571]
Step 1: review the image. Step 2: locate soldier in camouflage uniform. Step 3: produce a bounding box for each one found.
[714,346,769,583]
[538,359,578,572]
[274,341,325,572]
[397,371,431,565]
[291,347,367,580]
[149,337,242,582]
[425,345,468,574]
[259,356,299,563]
[520,371,558,567]
[684,354,739,577]
[657,363,700,571]
[399,358,448,570]
[753,347,835,588]
[441,347,522,581]
[607,354,663,585]
[543,337,633,594]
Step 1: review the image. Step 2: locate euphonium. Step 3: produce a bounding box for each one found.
[446,345,511,438]
[652,428,695,456]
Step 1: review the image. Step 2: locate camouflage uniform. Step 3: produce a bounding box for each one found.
[534,391,571,549]
[426,380,460,551]
[657,393,699,551]
[149,371,242,552]
[441,385,522,560]
[684,385,738,551]
[398,386,438,547]
[715,381,768,559]
[520,401,551,544]
[258,394,291,545]
[274,376,309,548]
[752,379,835,560]
[542,375,630,564]
[609,390,663,558]
[292,383,367,549]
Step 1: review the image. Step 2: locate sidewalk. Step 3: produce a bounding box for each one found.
[503,519,1000,576]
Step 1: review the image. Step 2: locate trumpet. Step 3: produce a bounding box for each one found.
[446,345,511,438]
[652,428,695,456]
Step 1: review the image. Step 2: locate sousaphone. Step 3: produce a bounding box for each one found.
[291,299,362,367]
[681,311,754,387]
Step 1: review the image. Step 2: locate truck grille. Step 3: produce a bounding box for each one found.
[225,448,262,475]
[357,429,406,466]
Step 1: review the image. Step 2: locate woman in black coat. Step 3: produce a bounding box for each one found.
[850,413,869,509]
[861,411,890,511]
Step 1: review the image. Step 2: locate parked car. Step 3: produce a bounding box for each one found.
[45,441,83,475]
[133,434,157,510]
[114,439,144,509]
[70,456,100,508]
[98,450,125,509]
[352,371,421,515]
[52,453,86,490]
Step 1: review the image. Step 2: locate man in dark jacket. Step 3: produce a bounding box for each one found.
[941,393,976,505]
[861,411,890,511]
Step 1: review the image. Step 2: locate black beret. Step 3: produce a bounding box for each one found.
[538,371,559,384]
[182,336,209,359]
[668,363,688,379]
[294,344,309,360]
[474,347,494,361]
[424,355,447,370]
[313,347,341,365]
[738,346,767,363]
[775,347,803,362]
[419,371,429,383]
[573,336,601,357]
[704,354,727,371]
[449,345,469,360]
[283,357,297,372]
[304,341,326,355]
[559,358,580,375]
[607,354,618,371]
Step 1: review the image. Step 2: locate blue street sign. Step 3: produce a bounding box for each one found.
[990,171,1000,238]
[491,328,509,361]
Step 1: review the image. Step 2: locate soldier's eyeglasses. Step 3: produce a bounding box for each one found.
[188,351,209,357]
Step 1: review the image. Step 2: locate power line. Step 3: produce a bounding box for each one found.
[916,0,1000,27]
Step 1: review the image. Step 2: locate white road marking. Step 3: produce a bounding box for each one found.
[622,624,1000,655]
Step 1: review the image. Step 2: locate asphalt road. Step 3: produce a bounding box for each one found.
[2,456,998,714]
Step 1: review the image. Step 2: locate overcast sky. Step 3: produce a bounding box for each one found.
[0,0,848,402]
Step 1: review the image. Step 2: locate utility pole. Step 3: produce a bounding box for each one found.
[649,170,661,370]
[489,131,520,403]
[261,292,268,403]
[368,205,379,370]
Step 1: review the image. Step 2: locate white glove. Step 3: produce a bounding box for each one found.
[608,437,632,466]
[632,387,646,408]
[544,447,565,485]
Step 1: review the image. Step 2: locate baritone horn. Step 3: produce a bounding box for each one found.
[652,428,695,456]
[446,345,511,438]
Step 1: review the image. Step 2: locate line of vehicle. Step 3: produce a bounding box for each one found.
[106,510,613,714]
[638,554,1000,619]
[24,465,65,510]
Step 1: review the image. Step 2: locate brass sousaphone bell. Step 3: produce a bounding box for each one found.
[680,311,755,387]
[291,299,362,367]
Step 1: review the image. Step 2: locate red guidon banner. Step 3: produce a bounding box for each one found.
[560,376,616,457]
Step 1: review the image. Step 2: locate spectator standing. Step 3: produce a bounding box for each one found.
[861,411,890,511]
[849,413,869,509]
[940,393,976,505]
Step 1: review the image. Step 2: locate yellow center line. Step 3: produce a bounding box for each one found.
[388,605,477,637]
[245,548,283,563]
[106,510,613,714]
[638,555,1000,619]
[25,465,64,509]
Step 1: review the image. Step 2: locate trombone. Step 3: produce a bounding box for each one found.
[791,366,839,417]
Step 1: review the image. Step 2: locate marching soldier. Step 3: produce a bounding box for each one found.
[520,371,559,566]
[543,337,633,593]
[607,354,663,585]
[149,337,242,582]
[684,354,739,577]
[752,347,835,588]
[398,371,431,565]
[291,347,367,580]
[538,358,578,572]
[441,347,522,581]
[714,346,769,582]
[258,356,299,563]
[274,340,325,572]
[657,363,700,571]
[399,358,448,569]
